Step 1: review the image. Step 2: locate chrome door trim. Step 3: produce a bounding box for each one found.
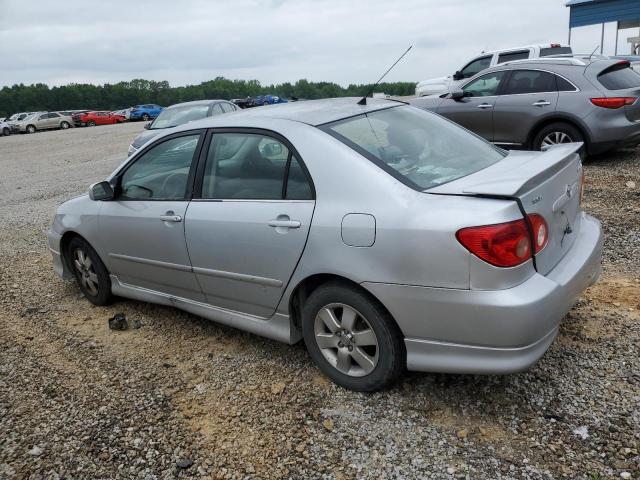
[192,266,283,287]
[108,253,192,272]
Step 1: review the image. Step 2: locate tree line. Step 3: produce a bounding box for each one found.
[0,77,417,117]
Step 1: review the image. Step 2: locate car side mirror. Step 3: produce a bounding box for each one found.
[144,122,151,130]
[451,88,465,101]
[89,181,115,201]
[453,70,464,81]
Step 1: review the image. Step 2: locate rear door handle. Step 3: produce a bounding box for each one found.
[268,219,301,229]
[160,211,182,222]
[477,103,493,109]
[532,100,551,107]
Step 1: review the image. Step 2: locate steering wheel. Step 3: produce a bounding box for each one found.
[160,172,187,199]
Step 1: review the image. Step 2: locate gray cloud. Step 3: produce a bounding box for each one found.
[0,0,582,88]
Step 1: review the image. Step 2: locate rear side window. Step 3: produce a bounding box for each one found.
[323,106,505,191]
[556,75,577,92]
[598,63,640,90]
[501,70,557,94]
[497,50,529,64]
[540,46,572,56]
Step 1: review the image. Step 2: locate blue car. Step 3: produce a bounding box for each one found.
[129,104,164,121]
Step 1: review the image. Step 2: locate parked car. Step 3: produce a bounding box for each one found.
[15,111,73,133]
[415,44,572,97]
[112,108,132,120]
[73,111,126,127]
[7,112,41,131]
[411,57,640,155]
[48,98,602,391]
[127,99,239,156]
[129,104,163,121]
[0,120,11,136]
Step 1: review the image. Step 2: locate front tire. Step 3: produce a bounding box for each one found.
[86,120,96,127]
[26,125,36,134]
[2,127,9,136]
[141,113,150,121]
[302,282,405,391]
[67,237,112,306]
[533,122,584,152]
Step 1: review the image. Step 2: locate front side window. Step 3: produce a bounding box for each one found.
[501,70,557,95]
[497,50,530,64]
[200,132,312,200]
[119,134,200,200]
[463,71,506,97]
[323,106,505,190]
[460,56,492,79]
[150,105,209,129]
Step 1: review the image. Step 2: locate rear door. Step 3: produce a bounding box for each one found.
[185,129,315,318]
[492,69,559,145]
[437,70,507,141]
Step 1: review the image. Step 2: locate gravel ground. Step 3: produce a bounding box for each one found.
[0,124,638,480]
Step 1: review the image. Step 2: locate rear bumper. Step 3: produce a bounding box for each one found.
[363,212,603,374]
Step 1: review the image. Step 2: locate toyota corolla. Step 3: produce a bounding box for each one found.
[48,98,602,391]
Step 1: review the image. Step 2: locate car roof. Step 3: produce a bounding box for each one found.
[487,57,622,72]
[480,44,570,55]
[215,97,400,126]
[166,99,228,109]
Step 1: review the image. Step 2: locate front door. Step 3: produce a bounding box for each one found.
[492,69,559,145]
[437,70,507,141]
[98,132,205,301]
[185,130,315,317]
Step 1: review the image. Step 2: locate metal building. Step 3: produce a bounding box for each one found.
[566,0,640,54]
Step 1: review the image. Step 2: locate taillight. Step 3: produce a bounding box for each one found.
[456,214,548,267]
[590,97,636,109]
[527,214,548,253]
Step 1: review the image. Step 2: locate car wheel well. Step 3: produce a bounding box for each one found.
[59,232,107,275]
[528,118,589,149]
[288,274,399,333]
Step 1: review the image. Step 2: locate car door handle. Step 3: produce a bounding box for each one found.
[477,103,493,109]
[532,100,551,107]
[268,219,301,229]
[160,212,182,222]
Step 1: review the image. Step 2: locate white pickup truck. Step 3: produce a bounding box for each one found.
[415,44,572,97]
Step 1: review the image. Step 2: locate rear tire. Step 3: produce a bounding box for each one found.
[67,237,112,306]
[301,282,405,391]
[533,122,584,153]
[2,127,9,136]
[60,121,70,129]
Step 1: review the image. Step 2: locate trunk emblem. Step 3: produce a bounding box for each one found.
[531,195,543,205]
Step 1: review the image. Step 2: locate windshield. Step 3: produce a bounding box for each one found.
[150,104,209,129]
[322,106,506,190]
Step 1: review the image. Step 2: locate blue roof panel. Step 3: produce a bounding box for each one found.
[567,0,640,28]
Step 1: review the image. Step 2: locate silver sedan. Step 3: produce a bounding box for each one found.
[48,98,602,391]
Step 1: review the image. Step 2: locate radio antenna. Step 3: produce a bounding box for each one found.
[588,45,599,61]
[357,45,413,105]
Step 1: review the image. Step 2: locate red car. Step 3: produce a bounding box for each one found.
[72,111,126,127]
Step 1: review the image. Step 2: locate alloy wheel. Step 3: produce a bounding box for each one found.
[541,131,573,150]
[73,248,99,296]
[314,303,379,377]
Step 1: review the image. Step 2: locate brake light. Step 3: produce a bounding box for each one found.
[590,97,636,109]
[550,43,561,48]
[527,214,549,253]
[457,214,548,267]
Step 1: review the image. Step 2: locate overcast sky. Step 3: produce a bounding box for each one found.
[0,0,635,88]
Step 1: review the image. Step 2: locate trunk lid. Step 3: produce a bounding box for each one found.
[429,144,583,275]
[588,60,640,122]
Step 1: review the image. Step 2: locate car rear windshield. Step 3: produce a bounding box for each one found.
[598,63,640,90]
[322,106,506,190]
[540,46,572,56]
[150,105,209,129]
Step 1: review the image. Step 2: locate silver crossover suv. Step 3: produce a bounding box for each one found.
[49,98,602,391]
[411,57,640,155]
